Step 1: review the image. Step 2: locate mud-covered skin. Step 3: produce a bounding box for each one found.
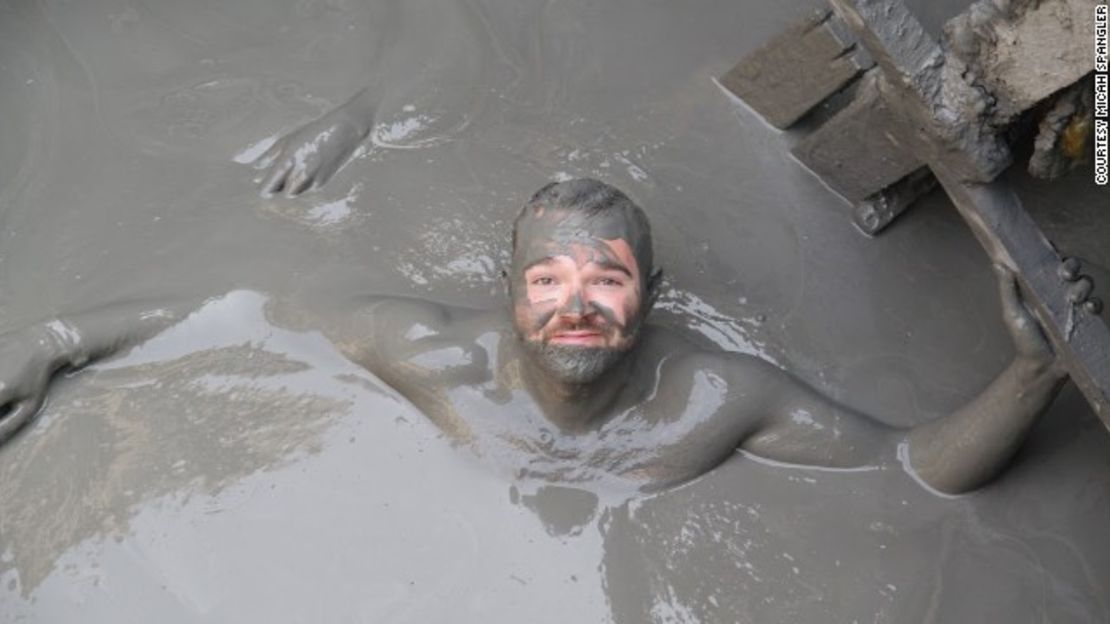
[0,301,195,445]
[0,220,1082,494]
[270,253,1068,493]
[288,296,889,489]
[0,173,1087,492]
[252,88,377,197]
[249,0,491,197]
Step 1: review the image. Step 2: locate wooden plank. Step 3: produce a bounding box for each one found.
[827,0,1012,183]
[852,167,936,235]
[826,0,1110,422]
[719,10,872,129]
[790,71,922,201]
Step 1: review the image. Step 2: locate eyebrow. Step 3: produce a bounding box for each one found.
[591,260,634,278]
[522,256,633,278]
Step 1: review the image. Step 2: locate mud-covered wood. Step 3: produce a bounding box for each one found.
[852,167,936,235]
[828,0,1110,421]
[827,0,1012,183]
[718,10,872,129]
[944,0,1097,124]
[790,71,921,201]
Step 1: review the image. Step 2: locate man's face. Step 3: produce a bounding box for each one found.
[511,225,646,384]
[514,238,643,348]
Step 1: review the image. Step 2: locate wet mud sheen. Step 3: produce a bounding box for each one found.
[1,0,1109,622]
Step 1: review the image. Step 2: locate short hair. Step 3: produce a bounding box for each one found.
[511,178,654,279]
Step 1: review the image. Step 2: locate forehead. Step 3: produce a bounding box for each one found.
[514,209,647,268]
[523,239,639,274]
[517,208,642,241]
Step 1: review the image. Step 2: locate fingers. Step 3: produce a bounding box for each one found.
[1059,257,1102,316]
[285,165,315,197]
[1067,276,1093,304]
[250,139,283,171]
[312,157,343,192]
[1058,257,1081,281]
[253,119,360,197]
[0,397,42,445]
[257,149,319,198]
[261,153,336,197]
[259,158,294,197]
[992,263,1024,322]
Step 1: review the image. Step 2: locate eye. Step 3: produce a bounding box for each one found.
[531,276,557,286]
[595,277,624,287]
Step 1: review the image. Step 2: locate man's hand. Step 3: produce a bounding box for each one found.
[996,258,1101,373]
[253,105,371,197]
[995,263,1056,368]
[0,326,65,443]
[1058,256,1103,315]
[901,260,1095,494]
[0,301,195,446]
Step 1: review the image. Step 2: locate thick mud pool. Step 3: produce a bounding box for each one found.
[1,0,1108,621]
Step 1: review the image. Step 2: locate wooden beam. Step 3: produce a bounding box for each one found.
[829,0,1110,422]
[791,71,922,201]
[718,10,872,129]
[852,167,936,235]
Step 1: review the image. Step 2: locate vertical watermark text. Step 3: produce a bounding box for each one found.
[1096,3,1108,184]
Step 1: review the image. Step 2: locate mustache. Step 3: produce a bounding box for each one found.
[526,300,624,334]
[536,313,623,340]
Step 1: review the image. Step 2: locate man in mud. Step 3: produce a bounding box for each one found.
[0,178,1094,494]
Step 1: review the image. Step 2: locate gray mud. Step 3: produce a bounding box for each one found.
[1,0,1108,622]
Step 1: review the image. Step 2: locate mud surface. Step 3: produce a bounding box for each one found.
[1,0,1108,621]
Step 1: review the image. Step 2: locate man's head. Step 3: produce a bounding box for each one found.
[509,178,659,385]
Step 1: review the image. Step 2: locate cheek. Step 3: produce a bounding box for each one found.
[590,288,639,326]
[514,297,558,334]
[526,285,559,305]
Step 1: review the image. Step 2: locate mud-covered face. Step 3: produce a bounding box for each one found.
[514,238,643,351]
[510,210,650,384]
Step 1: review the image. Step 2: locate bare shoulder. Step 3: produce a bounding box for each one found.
[639,325,780,384]
[631,327,788,431]
[629,328,787,466]
[347,295,454,338]
[336,295,499,366]
[343,293,494,335]
[677,349,779,379]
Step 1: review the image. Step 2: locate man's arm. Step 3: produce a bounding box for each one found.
[731,358,897,469]
[0,299,200,444]
[279,293,453,372]
[733,266,1071,494]
[902,267,1067,493]
[266,288,496,383]
[248,0,489,197]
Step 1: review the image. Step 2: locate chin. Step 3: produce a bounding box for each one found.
[522,340,629,385]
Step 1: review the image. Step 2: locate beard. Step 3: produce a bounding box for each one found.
[521,340,629,385]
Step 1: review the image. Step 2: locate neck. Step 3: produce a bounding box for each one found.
[516,344,632,431]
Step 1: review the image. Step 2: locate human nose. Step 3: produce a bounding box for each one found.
[557,287,588,320]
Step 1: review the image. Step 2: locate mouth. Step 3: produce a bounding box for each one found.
[548,329,606,346]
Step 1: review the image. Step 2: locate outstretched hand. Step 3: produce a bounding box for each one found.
[994,258,1101,373]
[0,328,61,444]
[252,107,370,197]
